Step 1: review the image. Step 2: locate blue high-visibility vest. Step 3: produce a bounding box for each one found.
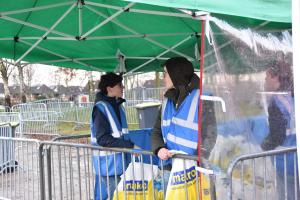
[90,101,128,176]
[272,93,296,175]
[161,89,200,155]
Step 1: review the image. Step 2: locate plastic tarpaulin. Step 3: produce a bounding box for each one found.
[0,0,291,72]
[203,16,295,199]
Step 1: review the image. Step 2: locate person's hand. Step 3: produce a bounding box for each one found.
[133,145,141,157]
[157,148,173,160]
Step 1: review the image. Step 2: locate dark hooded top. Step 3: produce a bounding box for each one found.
[151,57,217,161]
[92,91,134,148]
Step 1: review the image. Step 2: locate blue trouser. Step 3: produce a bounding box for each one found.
[162,170,171,195]
[276,172,300,200]
[94,174,120,200]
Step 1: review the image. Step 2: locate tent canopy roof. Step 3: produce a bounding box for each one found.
[124,0,291,23]
[0,0,291,72]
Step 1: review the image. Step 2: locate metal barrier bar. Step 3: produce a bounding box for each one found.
[0,113,20,125]
[0,137,40,200]
[227,147,298,200]
[52,133,90,144]
[1,135,217,200]
[20,111,59,135]
[0,106,11,112]
[39,141,216,200]
[0,124,14,174]
[3,99,159,134]
[52,133,217,200]
[124,87,165,101]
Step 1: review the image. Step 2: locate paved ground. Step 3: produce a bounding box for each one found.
[0,141,94,200]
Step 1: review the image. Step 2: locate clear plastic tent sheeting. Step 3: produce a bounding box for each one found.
[203,16,295,199]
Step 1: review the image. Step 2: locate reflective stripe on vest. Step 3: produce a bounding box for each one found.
[90,101,128,145]
[90,101,128,176]
[161,89,200,155]
[273,94,295,136]
[93,150,120,157]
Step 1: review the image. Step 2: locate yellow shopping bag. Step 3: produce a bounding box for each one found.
[165,158,212,200]
[113,161,159,200]
[113,179,155,200]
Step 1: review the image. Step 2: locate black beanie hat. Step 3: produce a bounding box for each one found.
[98,72,123,94]
[164,57,194,88]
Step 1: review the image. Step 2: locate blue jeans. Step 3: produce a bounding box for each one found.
[162,170,171,195]
[94,174,120,200]
[276,172,300,200]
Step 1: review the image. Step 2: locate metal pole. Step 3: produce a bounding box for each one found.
[128,35,193,73]
[0,2,73,16]
[78,2,83,37]
[19,39,101,71]
[85,6,195,61]
[38,144,46,200]
[1,16,73,38]
[15,3,76,64]
[292,0,300,185]
[81,2,135,38]
[23,56,170,66]
[46,147,53,199]
[0,32,194,41]
[85,1,195,19]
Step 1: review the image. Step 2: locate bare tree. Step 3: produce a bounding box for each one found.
[0,58,14,96]
[11,73,19,85]
[56,67,76,88]
[53,68,62,86]
[17,64,26,103]
[24,64,35,101]
[87,71,95,97]
[125,73,137,89]
[24,64,35,89]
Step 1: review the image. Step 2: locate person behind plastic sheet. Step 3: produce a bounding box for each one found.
[4,95,11,112]
[151,57,217,190]
[261,61,299,199]
[91,72,139,200]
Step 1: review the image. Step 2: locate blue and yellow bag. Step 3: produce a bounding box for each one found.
[165,158,211,200]
[113,161,160,200]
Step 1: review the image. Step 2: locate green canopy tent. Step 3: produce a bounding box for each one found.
[1,1,299,198]
[0,0,291,73]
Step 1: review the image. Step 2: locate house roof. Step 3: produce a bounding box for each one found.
[30,84,53,95]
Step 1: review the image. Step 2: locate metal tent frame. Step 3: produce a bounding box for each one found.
[0,0,208,72]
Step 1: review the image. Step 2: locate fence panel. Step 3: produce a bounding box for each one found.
[0,124,14,174]
[0,106,11,112]
[11,103,47,113]
[124,100,161,126]
[39,140,215,200]
[227,147,298,200]
[0,112,20,125]
[124,87,165,101]
[52,134,90,144]
[33,98,61,106]
[2,89,165,132]
[0,137,40,200]
[0,135,220,200]
[19,111,59,135]
[46,102,92,124]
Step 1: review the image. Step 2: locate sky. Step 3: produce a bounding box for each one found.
[0,63,156,88]
[1,64,102,87]
[30,64,101,86]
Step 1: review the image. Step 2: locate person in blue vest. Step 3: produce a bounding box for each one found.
[261,60,299,199]
[91,72,138,200]
[151,57,217,189]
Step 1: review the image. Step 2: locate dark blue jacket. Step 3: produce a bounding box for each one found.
[92,92,133,148]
